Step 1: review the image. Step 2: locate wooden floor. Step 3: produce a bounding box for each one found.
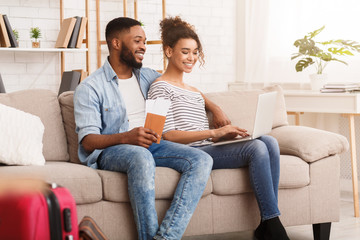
[183,198,360,240]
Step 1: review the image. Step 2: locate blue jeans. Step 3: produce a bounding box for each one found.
[197,135,280,220]
[97,140,213,240]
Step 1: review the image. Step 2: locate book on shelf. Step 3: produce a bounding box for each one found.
[75,17,87,48]
[58,71,81,96]
[0,14,10,47]
[0,73,6,93]
[323,82,360,89]
[73,69,88,82]
[2,15,18,48]
[320,88,357,93]
[67,16,82,48]
[55,17,76,48]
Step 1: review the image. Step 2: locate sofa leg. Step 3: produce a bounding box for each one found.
[312,222,331,240]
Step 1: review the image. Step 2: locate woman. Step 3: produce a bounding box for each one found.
[148,16,290,240]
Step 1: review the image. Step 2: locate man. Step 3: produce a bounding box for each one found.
[74,17,228,240]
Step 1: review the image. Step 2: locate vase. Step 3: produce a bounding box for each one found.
[309,73,327,91]
[32,41,40,48]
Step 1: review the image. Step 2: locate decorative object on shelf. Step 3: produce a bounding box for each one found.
[67,16,81,48]
[309,73,328,91]
[58,70,81,96]
[73,69,88,82]
[1,14,18,48]
[75,17,87,48]
[30,27,41,48]
[56,16,88,49]
[291,26,360,90]
[55,17,76,48]
[320,82,360,93]
[0,74,5,93]
[12,29,19,46]
[0,15,11,47]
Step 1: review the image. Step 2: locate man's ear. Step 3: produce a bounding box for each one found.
[111,38,121,50]
[164,46,173,58]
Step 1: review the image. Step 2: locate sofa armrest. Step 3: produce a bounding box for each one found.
[269,125,349,163]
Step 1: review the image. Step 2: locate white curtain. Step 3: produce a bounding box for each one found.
[243,0,360,84]
[244,0,270,83]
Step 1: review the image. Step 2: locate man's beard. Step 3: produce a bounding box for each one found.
[120,44,142,69]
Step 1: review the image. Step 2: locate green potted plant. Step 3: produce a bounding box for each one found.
[30,27,41,48]
[291,26,360,90]
[12,29,19,46]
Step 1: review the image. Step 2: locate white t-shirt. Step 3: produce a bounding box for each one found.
[118,74,146,130]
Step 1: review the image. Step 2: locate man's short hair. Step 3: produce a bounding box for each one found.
[105,17,142,50]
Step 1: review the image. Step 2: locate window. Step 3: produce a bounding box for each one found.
[243,0,360,83]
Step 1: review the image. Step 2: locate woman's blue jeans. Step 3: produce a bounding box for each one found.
[197,135,281,220]
[97,140,213,240]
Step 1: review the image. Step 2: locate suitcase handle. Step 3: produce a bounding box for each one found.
[46,183,75,240]
[46,190,62,240]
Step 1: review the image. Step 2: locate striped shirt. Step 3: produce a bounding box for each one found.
[148,81,211,146]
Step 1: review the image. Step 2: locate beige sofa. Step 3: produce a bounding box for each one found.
[0,86,348,240]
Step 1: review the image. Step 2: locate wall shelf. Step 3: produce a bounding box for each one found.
[0,0,90,80]
[0,48,88,53]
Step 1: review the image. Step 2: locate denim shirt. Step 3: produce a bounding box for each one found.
[73,58,161,168]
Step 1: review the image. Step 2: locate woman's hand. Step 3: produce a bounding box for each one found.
[211,125,249,142]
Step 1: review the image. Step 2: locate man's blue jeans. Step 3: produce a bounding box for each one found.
[197,135,281,220]
[97,140,213,240]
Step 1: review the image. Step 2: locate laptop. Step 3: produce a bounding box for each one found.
[212,91,277,146]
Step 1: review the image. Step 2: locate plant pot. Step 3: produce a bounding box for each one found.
[309,73,327,91]
[32,41,40,48]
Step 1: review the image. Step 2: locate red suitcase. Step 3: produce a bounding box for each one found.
[0,183,78,240]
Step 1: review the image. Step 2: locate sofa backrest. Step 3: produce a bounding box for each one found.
[59,86,288,164]
[204,85,288,133]
[0,89,69,162]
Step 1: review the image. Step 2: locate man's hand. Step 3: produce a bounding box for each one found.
[124,127,159,148]
[81,127,159,153]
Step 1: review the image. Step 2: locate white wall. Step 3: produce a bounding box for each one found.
[0,0,237,93]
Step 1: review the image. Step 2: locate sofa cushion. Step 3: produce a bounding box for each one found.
[210,155,309,195]
[0,162,102,204]
[97,167,213,202]
[0,104,45,166]
[0,89,69,161]
[270,125,349,162]
[58,91,81,164]
[204,85,288,132]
